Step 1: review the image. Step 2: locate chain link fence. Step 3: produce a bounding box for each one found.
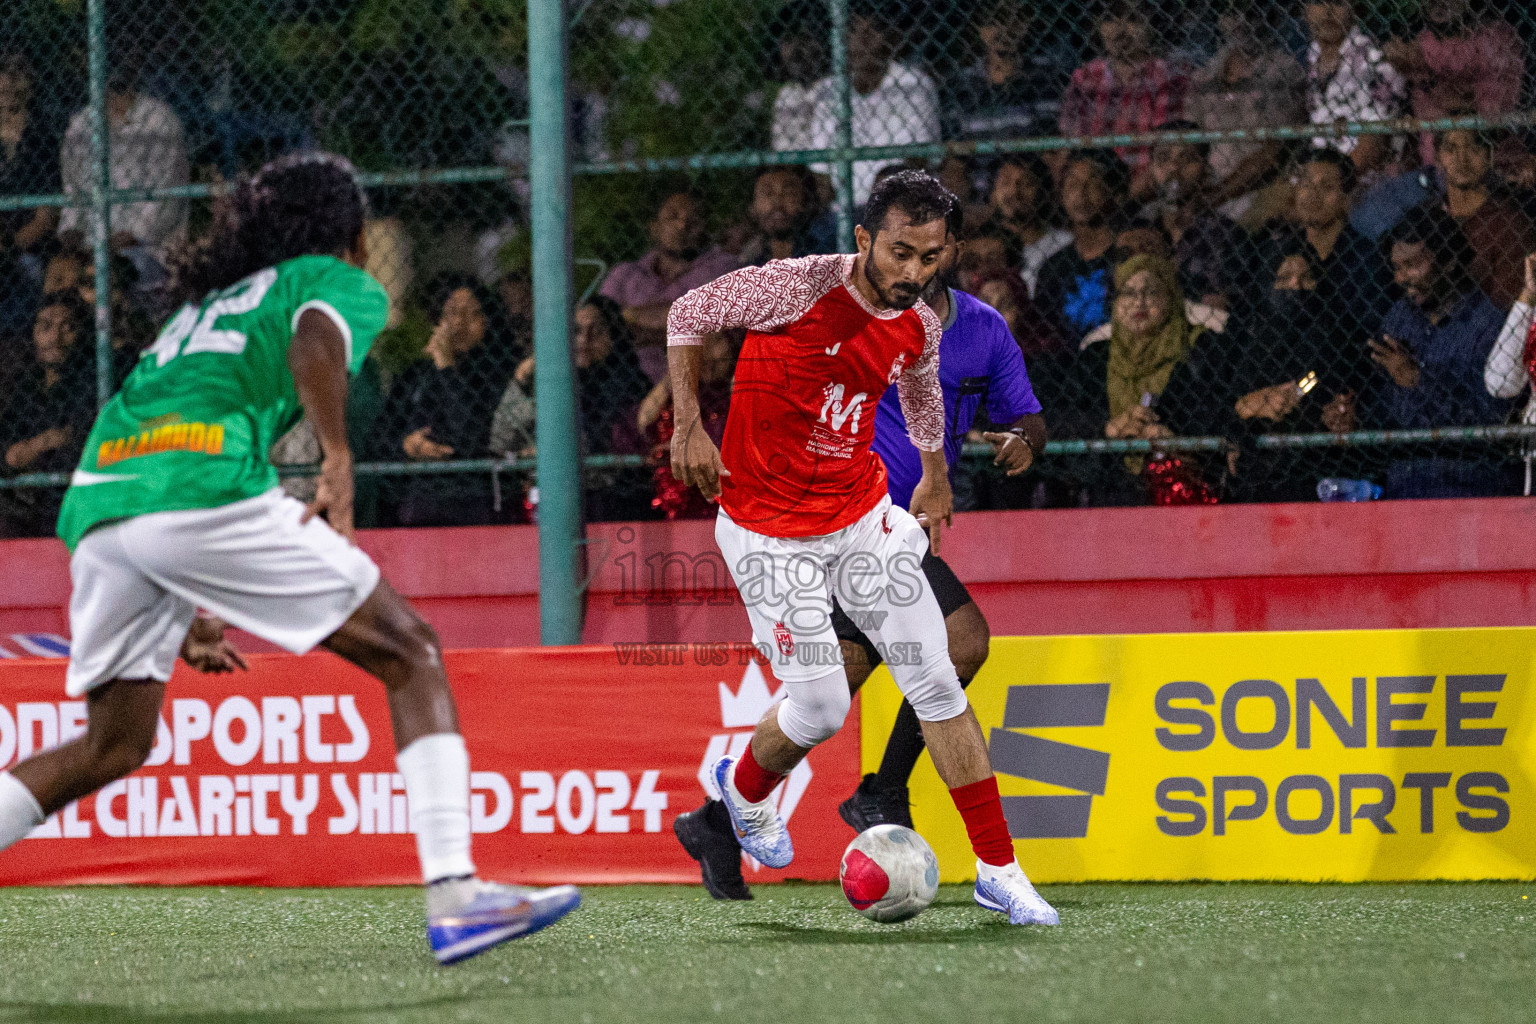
[0,0,1534,537]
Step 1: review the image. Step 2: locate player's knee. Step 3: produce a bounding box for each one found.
[400,614,443,670]
[899,654,968,723]
[376,607,443,684]
[776,678,851,748]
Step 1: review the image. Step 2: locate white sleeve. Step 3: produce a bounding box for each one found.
[1485,301,1533,399]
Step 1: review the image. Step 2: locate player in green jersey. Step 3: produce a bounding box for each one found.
[0,153,579,965]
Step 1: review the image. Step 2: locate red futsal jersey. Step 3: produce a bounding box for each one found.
[667,254,944,538]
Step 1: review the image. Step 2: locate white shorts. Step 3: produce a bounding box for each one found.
[716,495,957,705]
[66,489,380,697]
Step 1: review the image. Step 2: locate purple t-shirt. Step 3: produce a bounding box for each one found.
[872,288,1042,509]
[599,246,741,382]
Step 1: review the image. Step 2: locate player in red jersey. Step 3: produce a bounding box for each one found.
[666,171,1056,925]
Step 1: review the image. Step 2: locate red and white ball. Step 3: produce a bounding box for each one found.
[839,824,940,923]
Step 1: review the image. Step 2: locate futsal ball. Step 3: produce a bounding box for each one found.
[839,824,940,923]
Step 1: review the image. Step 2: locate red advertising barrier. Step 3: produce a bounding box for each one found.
[8,498,1536,653]
[0,646,859,886]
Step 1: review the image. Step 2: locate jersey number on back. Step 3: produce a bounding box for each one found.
[148,268,279,367]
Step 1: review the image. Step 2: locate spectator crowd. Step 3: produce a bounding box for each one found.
[2,0,1536,533]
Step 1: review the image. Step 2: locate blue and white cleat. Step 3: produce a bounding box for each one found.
[711,755,794,869]
[427,878,581,965]
[973,861,1059,925]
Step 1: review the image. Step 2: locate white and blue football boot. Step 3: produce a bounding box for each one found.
[711,755,794,869]
[427,878,581,965]
[973,860,1059,925]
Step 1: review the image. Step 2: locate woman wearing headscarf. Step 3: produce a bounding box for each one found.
[1081,254,1232,503]
[1101,254,1211,439]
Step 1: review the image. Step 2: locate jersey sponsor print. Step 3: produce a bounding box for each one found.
[667,255,945,538]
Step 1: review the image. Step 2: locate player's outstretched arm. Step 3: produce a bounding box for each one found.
[667,343,730,501]
[290,308,356,540]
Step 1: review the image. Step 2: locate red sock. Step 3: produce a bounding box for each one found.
[732,743,783,804]
[950,777,1015,867]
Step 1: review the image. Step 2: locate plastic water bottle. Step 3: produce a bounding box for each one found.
[1316,478,1382,502]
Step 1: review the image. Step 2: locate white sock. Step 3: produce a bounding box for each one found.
[397,733,476,884]
[0,772,44,851]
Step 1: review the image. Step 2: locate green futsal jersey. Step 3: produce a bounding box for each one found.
[56,254,388,551]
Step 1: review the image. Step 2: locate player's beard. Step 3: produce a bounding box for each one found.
[863,254,923,310]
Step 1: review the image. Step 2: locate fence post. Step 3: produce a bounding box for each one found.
[827,0,855,253]
[86,0,113,408]
[528,0,586,645]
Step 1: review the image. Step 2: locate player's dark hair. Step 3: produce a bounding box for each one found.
[1299,146,1358,196]
[1386,204,1479,295]
[862,170,960,241]
[170,151,367,307]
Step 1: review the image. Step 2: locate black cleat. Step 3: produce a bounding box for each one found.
[673,799,752,900]
[878,783,913,830]
[838,774,887,833]
[840,775,915,832]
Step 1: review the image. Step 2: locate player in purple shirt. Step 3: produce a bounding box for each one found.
[672,215,1048,900]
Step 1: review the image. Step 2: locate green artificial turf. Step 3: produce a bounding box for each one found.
[0,883,1530,1023]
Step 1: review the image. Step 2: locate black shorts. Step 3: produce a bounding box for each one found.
[829,551,972,670]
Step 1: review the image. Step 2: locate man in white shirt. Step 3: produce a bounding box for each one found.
[59,56,188,275]
[803,7,941,207]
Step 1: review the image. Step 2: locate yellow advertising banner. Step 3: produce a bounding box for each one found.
[860,628,1536,883]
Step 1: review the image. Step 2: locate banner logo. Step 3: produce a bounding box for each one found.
[990,683,1110,839]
